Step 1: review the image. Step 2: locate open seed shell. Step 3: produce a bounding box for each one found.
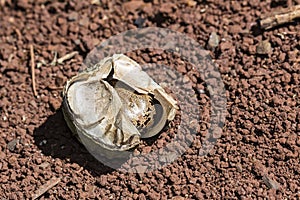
[62,54,178,158]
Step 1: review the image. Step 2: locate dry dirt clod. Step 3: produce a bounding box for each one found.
[49,97,61,110]
[38,162,50,169]
[172,196,185,200]
[68,12,79,21]
[123,0,146,13]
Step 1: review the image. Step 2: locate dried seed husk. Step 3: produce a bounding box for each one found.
[62,54,178,158]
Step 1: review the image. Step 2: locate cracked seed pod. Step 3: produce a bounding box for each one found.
[62,54,178,158]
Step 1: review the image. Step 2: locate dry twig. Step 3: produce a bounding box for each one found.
[15,29,22,40]
[262,175,281,190]
[50,51,78,66]
[259,5,300,29]
[57,51,78,64]
[32,177,61,200]
[50,51,58,66]
[30,44,38,97]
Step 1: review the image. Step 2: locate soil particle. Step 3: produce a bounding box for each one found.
[123,0,146,13]
[49,96,61,111]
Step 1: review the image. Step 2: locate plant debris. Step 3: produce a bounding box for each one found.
[262,175,281,190]
[32,177,61,200]
[30,44,38,97]
[259,5,300,30]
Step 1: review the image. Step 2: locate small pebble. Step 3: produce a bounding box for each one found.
[7,139,19,151]
[207,32,220,50]
[256,40,272,55]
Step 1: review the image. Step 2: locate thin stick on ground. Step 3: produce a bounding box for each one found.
[30,44,38,97]
[32,177,61,200]
[57,51,78,64]
[15,29,22,40]
[259,5,300,30]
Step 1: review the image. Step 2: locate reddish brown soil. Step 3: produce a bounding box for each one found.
[0,0,300,199]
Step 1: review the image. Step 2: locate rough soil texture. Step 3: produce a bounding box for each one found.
[0,0,300,199]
